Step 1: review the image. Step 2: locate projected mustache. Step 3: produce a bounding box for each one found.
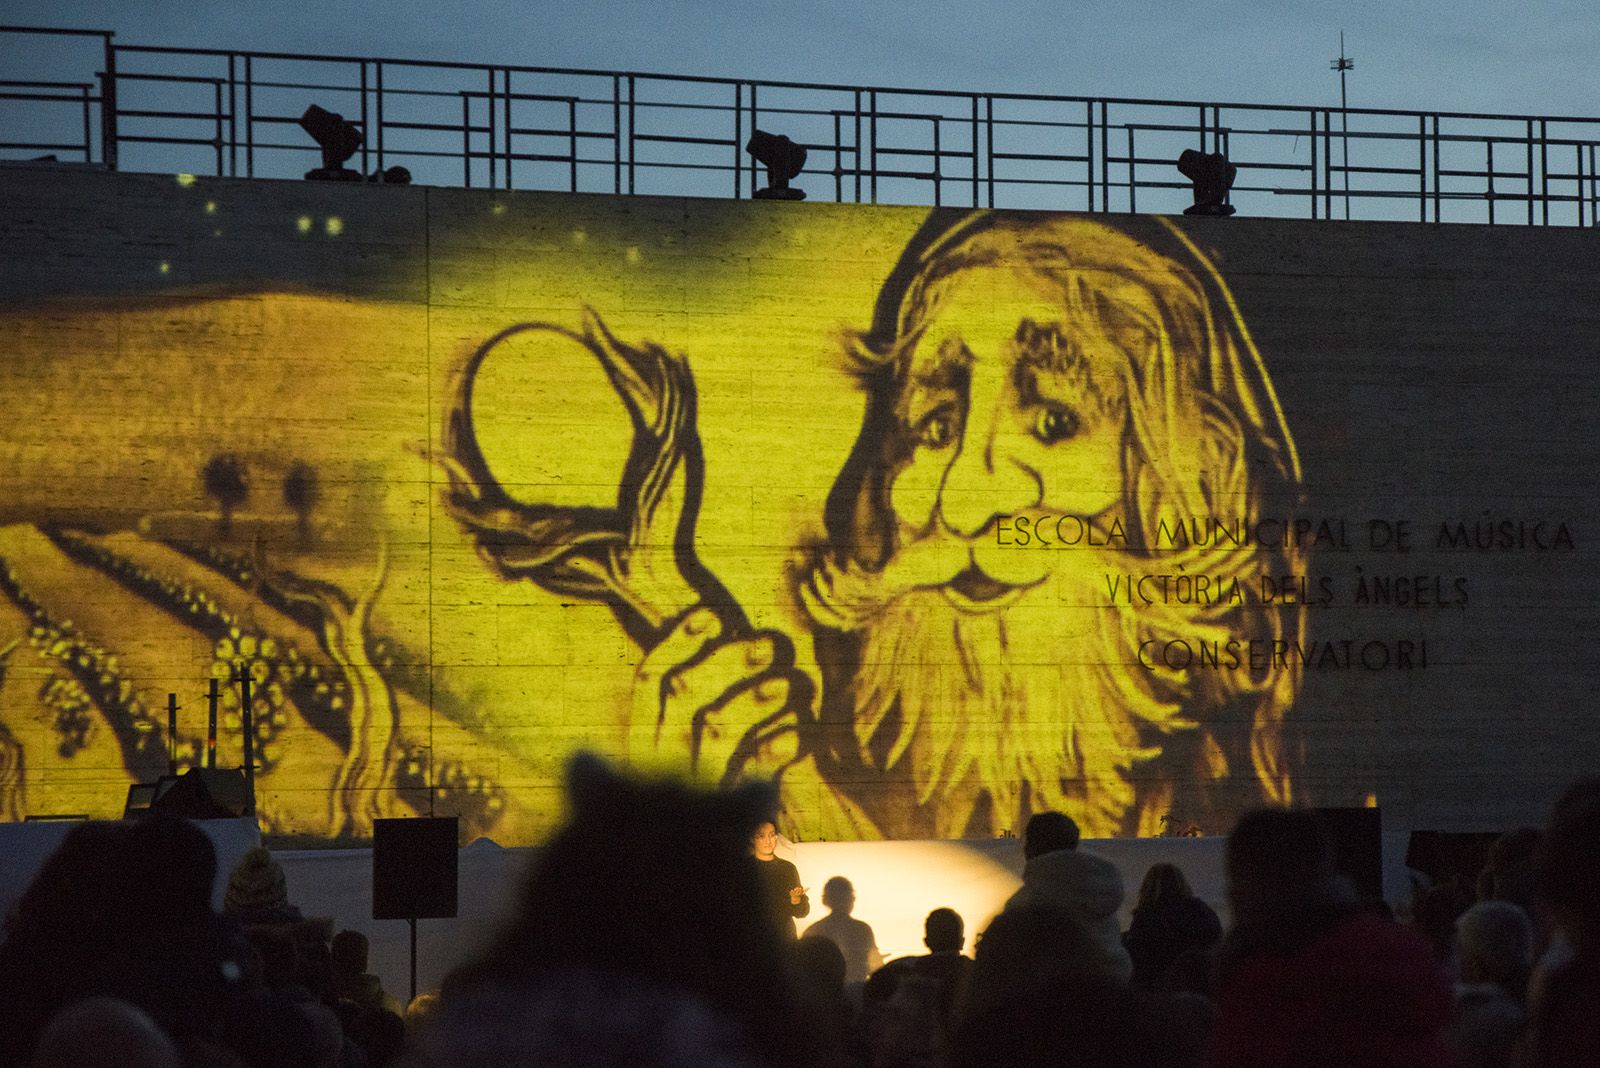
[800,528,1054,631]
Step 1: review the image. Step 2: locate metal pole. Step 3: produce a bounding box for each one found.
[237,665,256,817]
[167,693,179,775]
[207,677,219,769]
[1333,32,1354,220]
[409,917,418,1002]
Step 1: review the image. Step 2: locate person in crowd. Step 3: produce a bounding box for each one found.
[0,816,254,1065]
[329,929,405,1066]
[404,991,441,1040]
[220,986,346,1068]
[1413,877,1476,971]
[30,996,181,1068]
[861,908,972,1068]
[752,819,809,938]
[1517,779,1600,1067]
[950,906,1174,1068]
[802,877,883,982]
[1210,808,1455,1068]
[1122,862,1222,990]
[225,846,304,926]
[1447,900,1533,1068]
[331,929,404,1016]
[790,936,860,1068]
[1478,829,1541,915]
[405,752,820,1067]
[1002,810,1132,983]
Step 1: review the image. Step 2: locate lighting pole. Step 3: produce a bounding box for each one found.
[1331,31,1354,219]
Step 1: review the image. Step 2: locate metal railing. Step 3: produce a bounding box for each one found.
[4,25,1599,225]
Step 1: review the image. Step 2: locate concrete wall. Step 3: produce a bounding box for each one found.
[0,165,1596,845]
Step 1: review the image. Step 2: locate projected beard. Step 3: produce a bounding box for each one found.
[799,213,1306,839]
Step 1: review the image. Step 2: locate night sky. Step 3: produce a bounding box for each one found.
[5,0,1596,119]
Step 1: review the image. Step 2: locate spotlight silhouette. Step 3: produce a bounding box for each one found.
[1177,149,1237,216]
[299,105,364,182]
[746,129,807,201]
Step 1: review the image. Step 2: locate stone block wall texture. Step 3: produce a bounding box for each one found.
[0,167,1595,844]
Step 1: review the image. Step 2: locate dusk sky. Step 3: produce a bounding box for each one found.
[6,0,1597,119]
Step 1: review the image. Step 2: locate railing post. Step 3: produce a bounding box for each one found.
[79,84,92,164]
[750,83,760,196]
[461,92,472,187]
[99,31,118,170]
[733,82,742,199]
[374,61,384,174]
[1418,114,1426,223]
[970,94,979,208]
[485,67,496,190]
[1084,100,1094,212]
[1309,109,1319,221]
[1127,125,1136,213]
[213,79,223,176]
[358,60,369,178]
[244,54,254,178]
[985,96,995,209]
[568,96,577,193]
[1486,139,1495,225]
[1526,119,1535,226]
[1440,114,1452,223]
[869,89,877,204]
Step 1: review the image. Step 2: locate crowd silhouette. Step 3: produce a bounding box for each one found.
[1,760,1597,1067]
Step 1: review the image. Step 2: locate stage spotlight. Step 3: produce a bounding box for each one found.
[746,129,807,201]
[299,104,364,182]
[1177,149,1237,216]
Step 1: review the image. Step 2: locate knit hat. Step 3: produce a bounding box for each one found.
[225,846,289,915]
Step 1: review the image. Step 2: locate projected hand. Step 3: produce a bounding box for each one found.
[630,606,802,787]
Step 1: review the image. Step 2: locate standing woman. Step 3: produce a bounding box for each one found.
[753,821,809,937]
[1123,862,1223,989]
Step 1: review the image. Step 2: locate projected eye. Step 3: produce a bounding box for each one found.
[1032,406,1080,444]
[916,410,957,449]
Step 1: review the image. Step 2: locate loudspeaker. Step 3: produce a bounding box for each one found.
[372,817,458,919]
[1314,807,1383,901]
[148,768,249,820]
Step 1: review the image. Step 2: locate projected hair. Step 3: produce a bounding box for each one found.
[826,211,1306,811]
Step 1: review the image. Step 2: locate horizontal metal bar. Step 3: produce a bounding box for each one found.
[117,108,224,121]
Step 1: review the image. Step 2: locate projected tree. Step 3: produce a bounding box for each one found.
[201,454,249,539]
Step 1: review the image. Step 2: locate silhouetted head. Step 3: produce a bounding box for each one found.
[1535,778,1600,946]
[1226,808,1348,924]
[32,997,179,1068]
[953,907,1160,1068]
[821,877,854,914]
[330,929,369,976]
[1023,811,1080,860]
[1480,827,1541,910]
[1134,862,1193,914]
[441,753,809,1066]
[793,935,847,997]
[924,908,965,954]
[125,815,217,925]
[1455,900,1533,991]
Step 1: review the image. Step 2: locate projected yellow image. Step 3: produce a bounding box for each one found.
[446,211,1305,840]
[0,202,1303,843]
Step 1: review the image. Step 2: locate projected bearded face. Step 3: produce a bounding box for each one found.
[885,264,1128,597]
[800,218,1300,840]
